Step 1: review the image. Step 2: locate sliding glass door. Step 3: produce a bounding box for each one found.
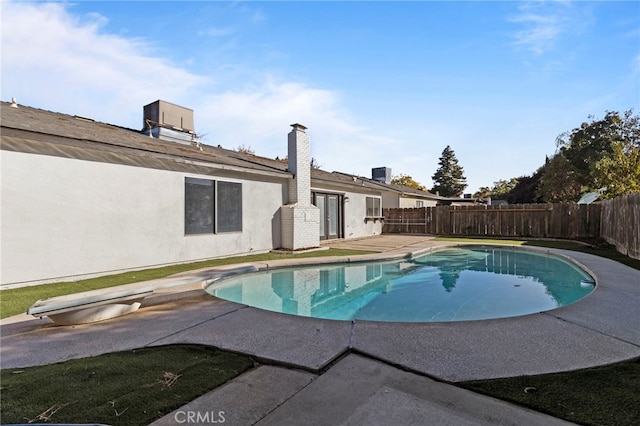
[313,192,343,240]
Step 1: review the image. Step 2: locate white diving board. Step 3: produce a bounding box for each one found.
[27,264,257,325]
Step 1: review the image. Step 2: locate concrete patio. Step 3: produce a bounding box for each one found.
[2,235,639,425]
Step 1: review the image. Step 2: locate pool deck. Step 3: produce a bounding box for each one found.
[2,235,639,425]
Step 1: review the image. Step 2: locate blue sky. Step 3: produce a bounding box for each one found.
[2,1,639,194]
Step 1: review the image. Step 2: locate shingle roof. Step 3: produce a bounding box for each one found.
[1,102,450,197]
[1,101,294,177]
[331,171,444,200]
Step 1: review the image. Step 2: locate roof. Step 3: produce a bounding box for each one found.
[1,101,294,178]
[331,171,445,200]
[577,190,604,204]
[0,102,397,195]
[1,102,461,198]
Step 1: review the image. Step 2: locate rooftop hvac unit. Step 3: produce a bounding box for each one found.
[372,167,392,184]
[143,100,195,144]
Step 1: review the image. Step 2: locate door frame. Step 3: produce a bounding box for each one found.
[312,191,344,240]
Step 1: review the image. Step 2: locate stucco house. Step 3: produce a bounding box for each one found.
[1,100,385,287]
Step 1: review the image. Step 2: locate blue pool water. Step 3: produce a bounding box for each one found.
[205,246,595,322]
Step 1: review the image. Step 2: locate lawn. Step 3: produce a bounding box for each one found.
[434,236,640,269]
[1,345,254,425]
[459,358,640,426]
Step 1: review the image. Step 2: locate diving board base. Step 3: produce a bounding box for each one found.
[29,293,151,326]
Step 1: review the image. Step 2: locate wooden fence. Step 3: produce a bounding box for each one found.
[600,193,640,260]
[383,203,602,240]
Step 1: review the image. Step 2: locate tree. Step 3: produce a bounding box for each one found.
[310,157,323,169]
[491,178,519,200]
[236,144,255,154]
[507,170,544,204]
[592,139,640,198]
[276,156,323,169]
[431,145,467,197]
[535,154,582,202]
[473,186,491,199]
[484,110,638,203]
[391,174,427,191]
[557,110,639,190]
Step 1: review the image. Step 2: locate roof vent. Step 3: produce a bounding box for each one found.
[74,115,95,122]
[10,97,18,108]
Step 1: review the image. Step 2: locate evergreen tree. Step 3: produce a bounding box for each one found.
[431,145,467,197]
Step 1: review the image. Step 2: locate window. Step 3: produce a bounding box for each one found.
[416,200,424,208]
[312,268,346,303]
[185,178,242,235]
[366,196,381,217]
[366,264,382,282]
[185,178,214,234]
[216,181,242,232]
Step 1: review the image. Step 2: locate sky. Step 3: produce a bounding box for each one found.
[2,1,639,194]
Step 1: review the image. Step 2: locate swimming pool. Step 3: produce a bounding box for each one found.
[205,246,595,322]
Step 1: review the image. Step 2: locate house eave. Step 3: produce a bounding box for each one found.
[1,131,292,180]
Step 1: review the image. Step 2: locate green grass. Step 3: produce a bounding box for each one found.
[459,358,640,426]
[0,248,372,319]
[0,345,254,425]
[433,236,640,270]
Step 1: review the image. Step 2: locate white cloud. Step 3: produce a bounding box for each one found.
[509,4,564,55]
[194,77,400,174]
[508,1,591,56]
[1,1,206,126]
[0,1,402,179]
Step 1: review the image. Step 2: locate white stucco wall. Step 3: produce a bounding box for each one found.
[1,150,285,286]
[381,191,399,209]
[398,197,438,208]
[342,191,383,239]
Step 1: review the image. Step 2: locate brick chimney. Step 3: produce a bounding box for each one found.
[280,123,319,250]
[287,123,311,205]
